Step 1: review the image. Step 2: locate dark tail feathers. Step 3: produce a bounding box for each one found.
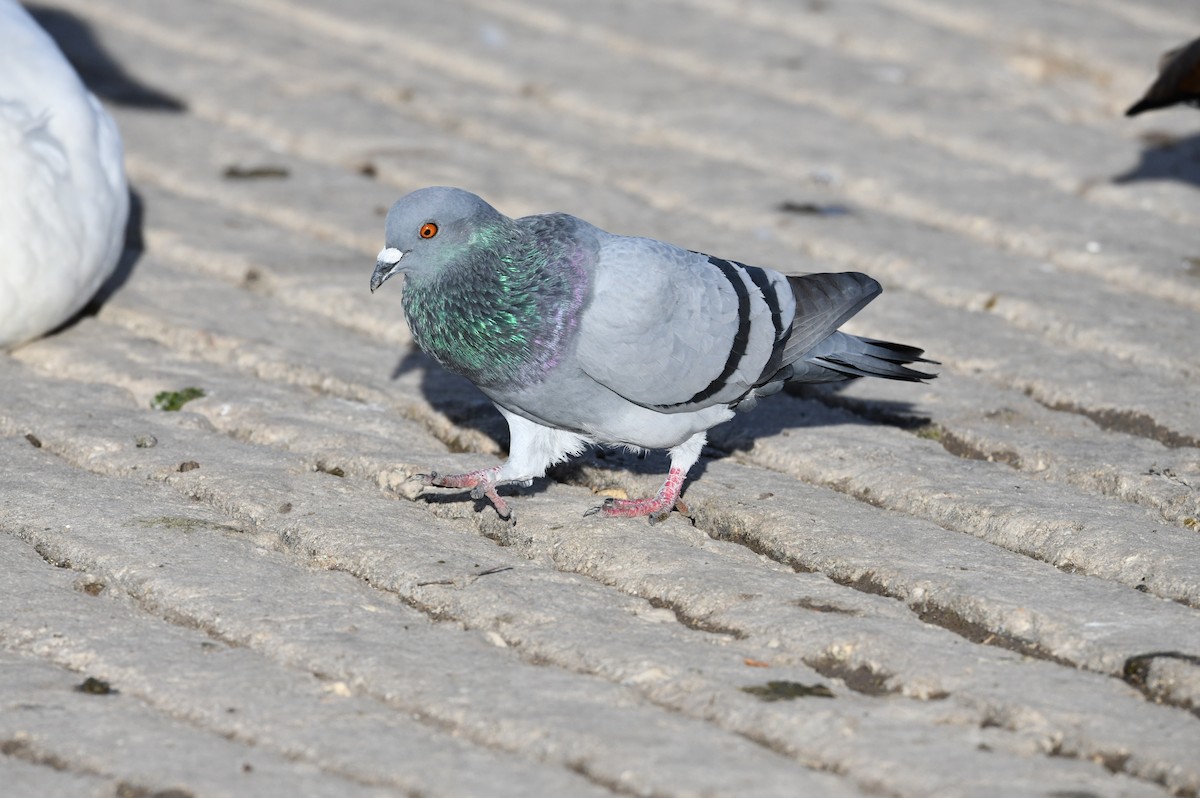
[811,335,937,382]
[785,331,937,384]
[753,273,937,389]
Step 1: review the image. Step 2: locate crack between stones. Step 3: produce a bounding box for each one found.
[702,429,1200,611]
[1032,395,1200,451]
[798,389,1200,532]
[680,496,1200,721]
[0,533,502,797]
[11,412,1197,791]
[0,737,195,798]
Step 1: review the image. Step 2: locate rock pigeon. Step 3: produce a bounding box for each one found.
[0,0,128,350]
[371,187,935,522]
[1126,36,1200,116]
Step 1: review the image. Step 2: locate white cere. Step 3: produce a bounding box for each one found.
[377,247,403,265]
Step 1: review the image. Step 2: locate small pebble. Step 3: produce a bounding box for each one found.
[75,677,115,695]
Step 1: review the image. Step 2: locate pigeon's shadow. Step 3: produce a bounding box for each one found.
[392,350,931,499]
[28,5,187,111]
[1112,130,1200,189]
[705,381,930,463]
[391,348,511,447]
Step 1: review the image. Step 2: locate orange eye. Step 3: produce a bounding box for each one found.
[419,222,438,239]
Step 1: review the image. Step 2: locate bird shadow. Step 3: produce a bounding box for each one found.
[1112,130,1200,189]
[705,382,930,462]
[391,350,930,498]
[391,348,511,447]
[28,4,187,111]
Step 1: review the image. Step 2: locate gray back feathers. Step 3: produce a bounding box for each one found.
[374,187,934,425]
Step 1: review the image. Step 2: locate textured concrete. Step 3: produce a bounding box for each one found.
[3,0,1200,795]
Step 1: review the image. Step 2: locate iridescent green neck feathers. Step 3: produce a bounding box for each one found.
[402,215,592,387]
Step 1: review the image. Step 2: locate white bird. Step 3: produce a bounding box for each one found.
[0,0,128,350]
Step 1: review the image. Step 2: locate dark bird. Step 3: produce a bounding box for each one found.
[1127,36,1200,116]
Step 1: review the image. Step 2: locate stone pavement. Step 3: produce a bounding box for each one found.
[3,0,1200,795]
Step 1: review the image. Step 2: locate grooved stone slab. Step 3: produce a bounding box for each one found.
[4,0,1200,795]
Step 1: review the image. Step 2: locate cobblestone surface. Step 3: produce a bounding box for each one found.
[3,1,1200,795]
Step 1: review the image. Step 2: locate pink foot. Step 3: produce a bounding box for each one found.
[420,466,512,519]
[587,468,687,524]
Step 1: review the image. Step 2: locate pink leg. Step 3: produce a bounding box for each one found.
[421,466,512,519]
[589,467,687,524]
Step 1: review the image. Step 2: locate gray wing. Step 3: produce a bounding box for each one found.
[573,235,806,412]
[572,235,932,411]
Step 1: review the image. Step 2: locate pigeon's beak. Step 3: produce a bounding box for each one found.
[370,247,405,293]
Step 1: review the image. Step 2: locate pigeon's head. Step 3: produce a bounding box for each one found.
[370,186,507,292]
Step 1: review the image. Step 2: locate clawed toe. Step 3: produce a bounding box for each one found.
[404,466,535,522]
[409,467,510,518]
[583,467,687,522]
[585,495,679,522]
[583,497,616,518]
[412,471,440,487]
